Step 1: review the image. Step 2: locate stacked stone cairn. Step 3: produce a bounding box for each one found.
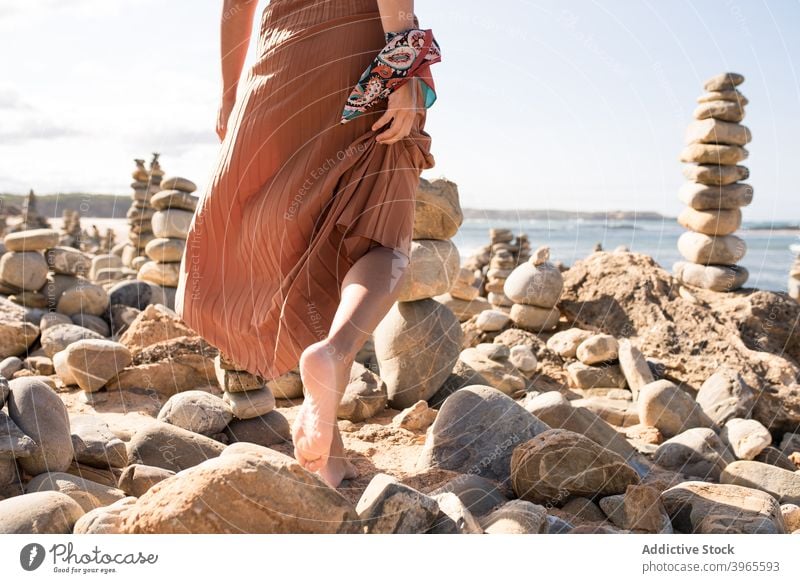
[58,210,83,249]
[10,190,50,233]
[123,156,161,269]
[503,246,563,332]
[674,72,752,292]
[790,243,800,301]
[137,175,197,310]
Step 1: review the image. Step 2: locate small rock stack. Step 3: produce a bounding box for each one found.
[124,156,162,268]
[674,72,752,292]
[212,352,282,422]
[484,229,517,310]
[137,176,197,310]
[10,190,50,233]
[790,244,800,301]
[503,246,563,332]
[58,209,83,249]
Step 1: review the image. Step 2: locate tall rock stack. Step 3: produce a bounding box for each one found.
[138,176,198,310]
[10,190,50,232]
[503,246,563,332]
[372,178,465,410]
[58,209,83,249]
[124,158,159,267]
[484,229,516,310]
[790,244,800,301]
[674,72,752,292]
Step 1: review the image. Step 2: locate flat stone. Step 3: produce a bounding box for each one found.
[356,473,440,533]
[576,333,618,365]
[673,261,749,292]
[693,100,745,123]
[678,231,747,264]
[60,339,132,392]
[480,500,548,534]
[222,387,276,419]
[678,181,753,210]
[567,361,627,389]
[678,207,742,237]
[397,239,461,302]
[721,461,800,505]
[662,481,785,534]
[696,368,755,425]
[680,143,748,165]
[703,72,745,92]
[144,237,185,263]
[118,442,359,533]
[638,380,714,438]
[7,377,74,476]
[45,246,91,275]
[4,228,60,252]
[0,491,85,533]
[617,339,654,399]
[157,390,233,435]
[682,163,749,186]
[721,418,772,460]
[509,303,560,332]
[223,410,291,447]
[150,189,198,212]
[697,89,748,105]
[417,385,550,483]
[428,491,483,534]
[70,413,127,468]
[159,176,197,193]
[117,464,176,497]
[26,471,127,512]
[126,421,226,473]
[653,427,734,481]
[138,261,180,287]
[684,117,751,146]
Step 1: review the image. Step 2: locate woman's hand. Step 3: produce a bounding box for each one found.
[372,77,422,145]
[216,94,236,142]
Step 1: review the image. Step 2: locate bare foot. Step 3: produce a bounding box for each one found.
[318,425,358,488]
[292,339,350,474]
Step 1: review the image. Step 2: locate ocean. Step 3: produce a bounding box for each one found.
[452,218,800,293]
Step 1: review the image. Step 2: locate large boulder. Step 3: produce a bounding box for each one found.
[0,491,84,534]
[157,390,233,435]
[412,178,463,240]
[396,239,461,302]
[70,414,128,469]
[355,473,440,533]
[652,427,734,481]
[57,339,132,392]
[25,471,127,512]
[720,461,800,505]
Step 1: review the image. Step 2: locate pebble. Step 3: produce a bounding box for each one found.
[475,309,511,332]
[59,339,132,392]
[509,303,560,331]
[73,496,137,534]
[428,474,508,518]
[721,418,772,460]
[45,246,91,275]
[0,409,38,459]
[413,179,463,240]
[576,333,619,365]
[337,361,387,422]
[566,361,627,389]
[266,369,304,399]
[138,261,180,287]
[108,279,166,310]
[457,346,527,396]
[157,390,233,435]
[356,473,440,534]
[782,504,800,532]
[561,497,606,522]
[393,400,437,431]
[222,387,276,419]
[503,256,564,308]
[0,357,23,380]
[677,231,747,264]
[599,485,672,533]
[0,491,85,534]
[638,380,714,438]
[508,344,537,374]
[144,237,185,263]
[695,368,755,425]
[56,281,110,316]
[428,492,483,534]
[617,339,654,399]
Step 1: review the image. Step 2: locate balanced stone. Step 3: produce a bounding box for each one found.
[152,209,194,239]
[223,411,291,447]
[677,231,746,264]
[413,178,463,240]
[721,461,800,505]
[721,418,772,460]
[509,303,560,332]
[693,100,745,123]
[679,143,748,165]
[157,390,233,435]
[678,207,742,236]
[126,421,226,473]
[396,239,460,302]
[7,378,74,475]
[150,189,198,212]
[576,333,618,365]
[684,118,751,146]
[475,309,510,332]
[222,387,276,419]
[338,361,387,422]
[356,473,440,534]
[653,427,734,481]
[0,491,85,534]
[697,89,748,105]
[510,428,639,505]
[673,261,749,292]
[503,247,563,308]
[0,251,48,291]
[703,72,745,92]
[4,228,60,252]
[617,339,654,398]
[160,176,197,193]
[145,238,185,263]
[138,261,180,287]
[682,163,749,186]
[638,380,714,438]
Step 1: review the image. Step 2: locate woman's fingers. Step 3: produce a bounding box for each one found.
[371,109,394,133]
[376,111,414,144]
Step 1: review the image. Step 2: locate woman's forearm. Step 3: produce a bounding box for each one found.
[377,0,415,34]
[220,0,258,103]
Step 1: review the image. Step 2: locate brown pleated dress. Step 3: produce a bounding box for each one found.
[174,0,436,381]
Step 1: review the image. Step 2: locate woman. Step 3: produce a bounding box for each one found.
[174,0,441,488]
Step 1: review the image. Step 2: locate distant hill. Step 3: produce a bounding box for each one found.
[462,208,669,221]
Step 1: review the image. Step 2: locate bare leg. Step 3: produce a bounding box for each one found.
[292,244,409,487]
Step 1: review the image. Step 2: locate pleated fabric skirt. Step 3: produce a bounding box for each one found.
[174,0,436,380]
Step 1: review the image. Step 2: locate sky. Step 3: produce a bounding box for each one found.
[0,0,798,220]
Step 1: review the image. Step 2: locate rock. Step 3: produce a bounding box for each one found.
[678,207,742,237]
[45,246,91,275]
[509,303,560,332]
[7,378,74,475]
[782,504,800,532]
[683,163,749,186]
[617,339,654,399]
[780,433,800,456]
[214,360,263,393]
[479,500,548,534]
[73,496,137,534]
[0,491,85,534]
[157,390,232,435]
[4,228,60,252]
[23,354,53,376]
[721,461,800,505]
[428,492,483,533]
[413,178,463,240]
[159,176,197,193]
[397,239,461,302]
[697,88,748,105]
[223,410,291,447]
[374,298,462,409]
[653,427,734,481]
[151,209,194,239]
[150,189,198,212]
[678,181,753,210]
[696,368,755,425]
[0,319,38,359]
[91,254,123,278]
[684,117,751,146]
[673,260,749,292]
[119,443,359,533]
[42,324,103,358]
[70,414,127,469]
[433,293,490,322]
[510,429,640,505]
[108,279,166,310]
[59,339,132,392]
[680,143,748,165]
[662,481,785,534]
[693,100,745,123]
[39,312,72,330]
[222,388,276,419]
[71,313,110,337]
[0,357,23,380]
[721,418,772,460]
[428,474,508,517]
[57,281,110,316]
[508,344,537,374]
[677,231,747,264]
[576,334,619,365]
[337,361,387,422]
[117,464,176,497]
[546,328,595,359]
[572,396,639,427]
[457,347,526,396]
[417,385,550,483]
[561,497,606,522]
[638,380,714,438]
[427,358,490,409]
[138,261,180,287]
[26,471,127,512]
[126,421,226,473]
[755,446,797,472]
[703,72,745,92]
[119,303,195,354]
[356,473,439,533]
[0,409,38,458]
[0,251,48,291]
[266,369,304,399]
[475,309,510,332]
[503,255,564,308]
[566,361,626,389]
[600,485,672,533]
[145,238,185,263]
[393,400,437,431]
